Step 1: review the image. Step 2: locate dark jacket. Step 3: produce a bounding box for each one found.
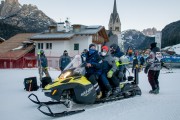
[39,54,48,68]
[139,56,145,65]
[111,47,125,71]
[111,47,124,58]
[85,51,102,76]
[59,54,71,70]
[132,55,138,70]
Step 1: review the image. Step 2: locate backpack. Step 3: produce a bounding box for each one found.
[24,77,39,91]
[41,77,52,88]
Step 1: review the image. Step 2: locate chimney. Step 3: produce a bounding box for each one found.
[65,20,71,32]
[72,24,81,33]
[48,25,57,33]
[57,22,65,32]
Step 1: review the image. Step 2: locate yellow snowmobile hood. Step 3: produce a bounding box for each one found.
[44,76,91,90]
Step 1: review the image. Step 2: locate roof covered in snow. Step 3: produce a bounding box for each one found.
[30,33,75,40]
[30,25,108,42]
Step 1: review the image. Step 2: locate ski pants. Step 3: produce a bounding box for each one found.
[86,74,101,94]
[148,70,160,90]
[42,67,50,77]
[100,73,112,91]
[110,70,120,88]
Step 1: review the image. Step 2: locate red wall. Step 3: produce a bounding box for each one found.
[0,53,37,69]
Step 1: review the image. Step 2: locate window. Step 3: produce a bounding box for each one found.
[38,43,43,49]
[74,43,79,50]
[46,43,52,49]
[115,27,119,31]
[110,27,112,30]
[116,19,119,23]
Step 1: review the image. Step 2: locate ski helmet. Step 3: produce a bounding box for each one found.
[110,44,118,51]
[40,50,44,54]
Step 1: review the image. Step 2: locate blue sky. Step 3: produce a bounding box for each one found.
[18,0,180,31]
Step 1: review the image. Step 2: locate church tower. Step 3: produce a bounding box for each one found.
[108,0,121,35]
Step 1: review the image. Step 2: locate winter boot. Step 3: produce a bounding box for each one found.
[105,84,112,98]
[112,87,121,96]
[105,90,112,98]
[157,84,160,91]
[149,89,159,94]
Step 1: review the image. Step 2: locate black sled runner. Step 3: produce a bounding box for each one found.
[28,55,141,117]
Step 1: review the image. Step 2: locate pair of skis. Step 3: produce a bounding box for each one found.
[28,93,85,117]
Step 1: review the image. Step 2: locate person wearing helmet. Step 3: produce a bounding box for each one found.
[100,45,118,97]
[109,44,127,95]
[37,50,50,77]
[85,44,103,99]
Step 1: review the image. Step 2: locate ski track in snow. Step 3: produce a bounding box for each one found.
[0,68,180,120]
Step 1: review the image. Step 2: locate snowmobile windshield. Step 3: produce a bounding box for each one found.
[59,55,85,79]
[64,55,82,71]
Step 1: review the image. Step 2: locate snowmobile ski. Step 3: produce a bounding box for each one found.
[38,103,85,117]
[28,93,63,105]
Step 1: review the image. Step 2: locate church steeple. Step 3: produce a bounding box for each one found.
[108,0,121,35]
[113,0,117,15]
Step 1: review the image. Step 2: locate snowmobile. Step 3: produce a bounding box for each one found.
[28,55,141,117]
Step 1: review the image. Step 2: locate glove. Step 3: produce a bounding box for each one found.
[107,70,113,78]
[44,67,48,70]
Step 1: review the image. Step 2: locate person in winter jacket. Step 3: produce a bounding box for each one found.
[85,44,103,99]
[144,42,161,94]
[132,54,139,73]
[37,50,50,77]
[109,44,126,95]
[100,46,118,97]
[81,49,88,63]
[139,54,145,71]
[59,50,71,71]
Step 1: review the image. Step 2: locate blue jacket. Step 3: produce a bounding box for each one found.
[39,55,48,68]
[85,51,102,76]
[112,47,124,58]
[59,54,71,70]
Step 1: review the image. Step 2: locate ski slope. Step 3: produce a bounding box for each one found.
[0,68,180,120]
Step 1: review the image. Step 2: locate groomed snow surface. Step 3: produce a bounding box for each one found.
[0,68,180,120]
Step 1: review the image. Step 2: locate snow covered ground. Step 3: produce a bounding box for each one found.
[0,68,180,120]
